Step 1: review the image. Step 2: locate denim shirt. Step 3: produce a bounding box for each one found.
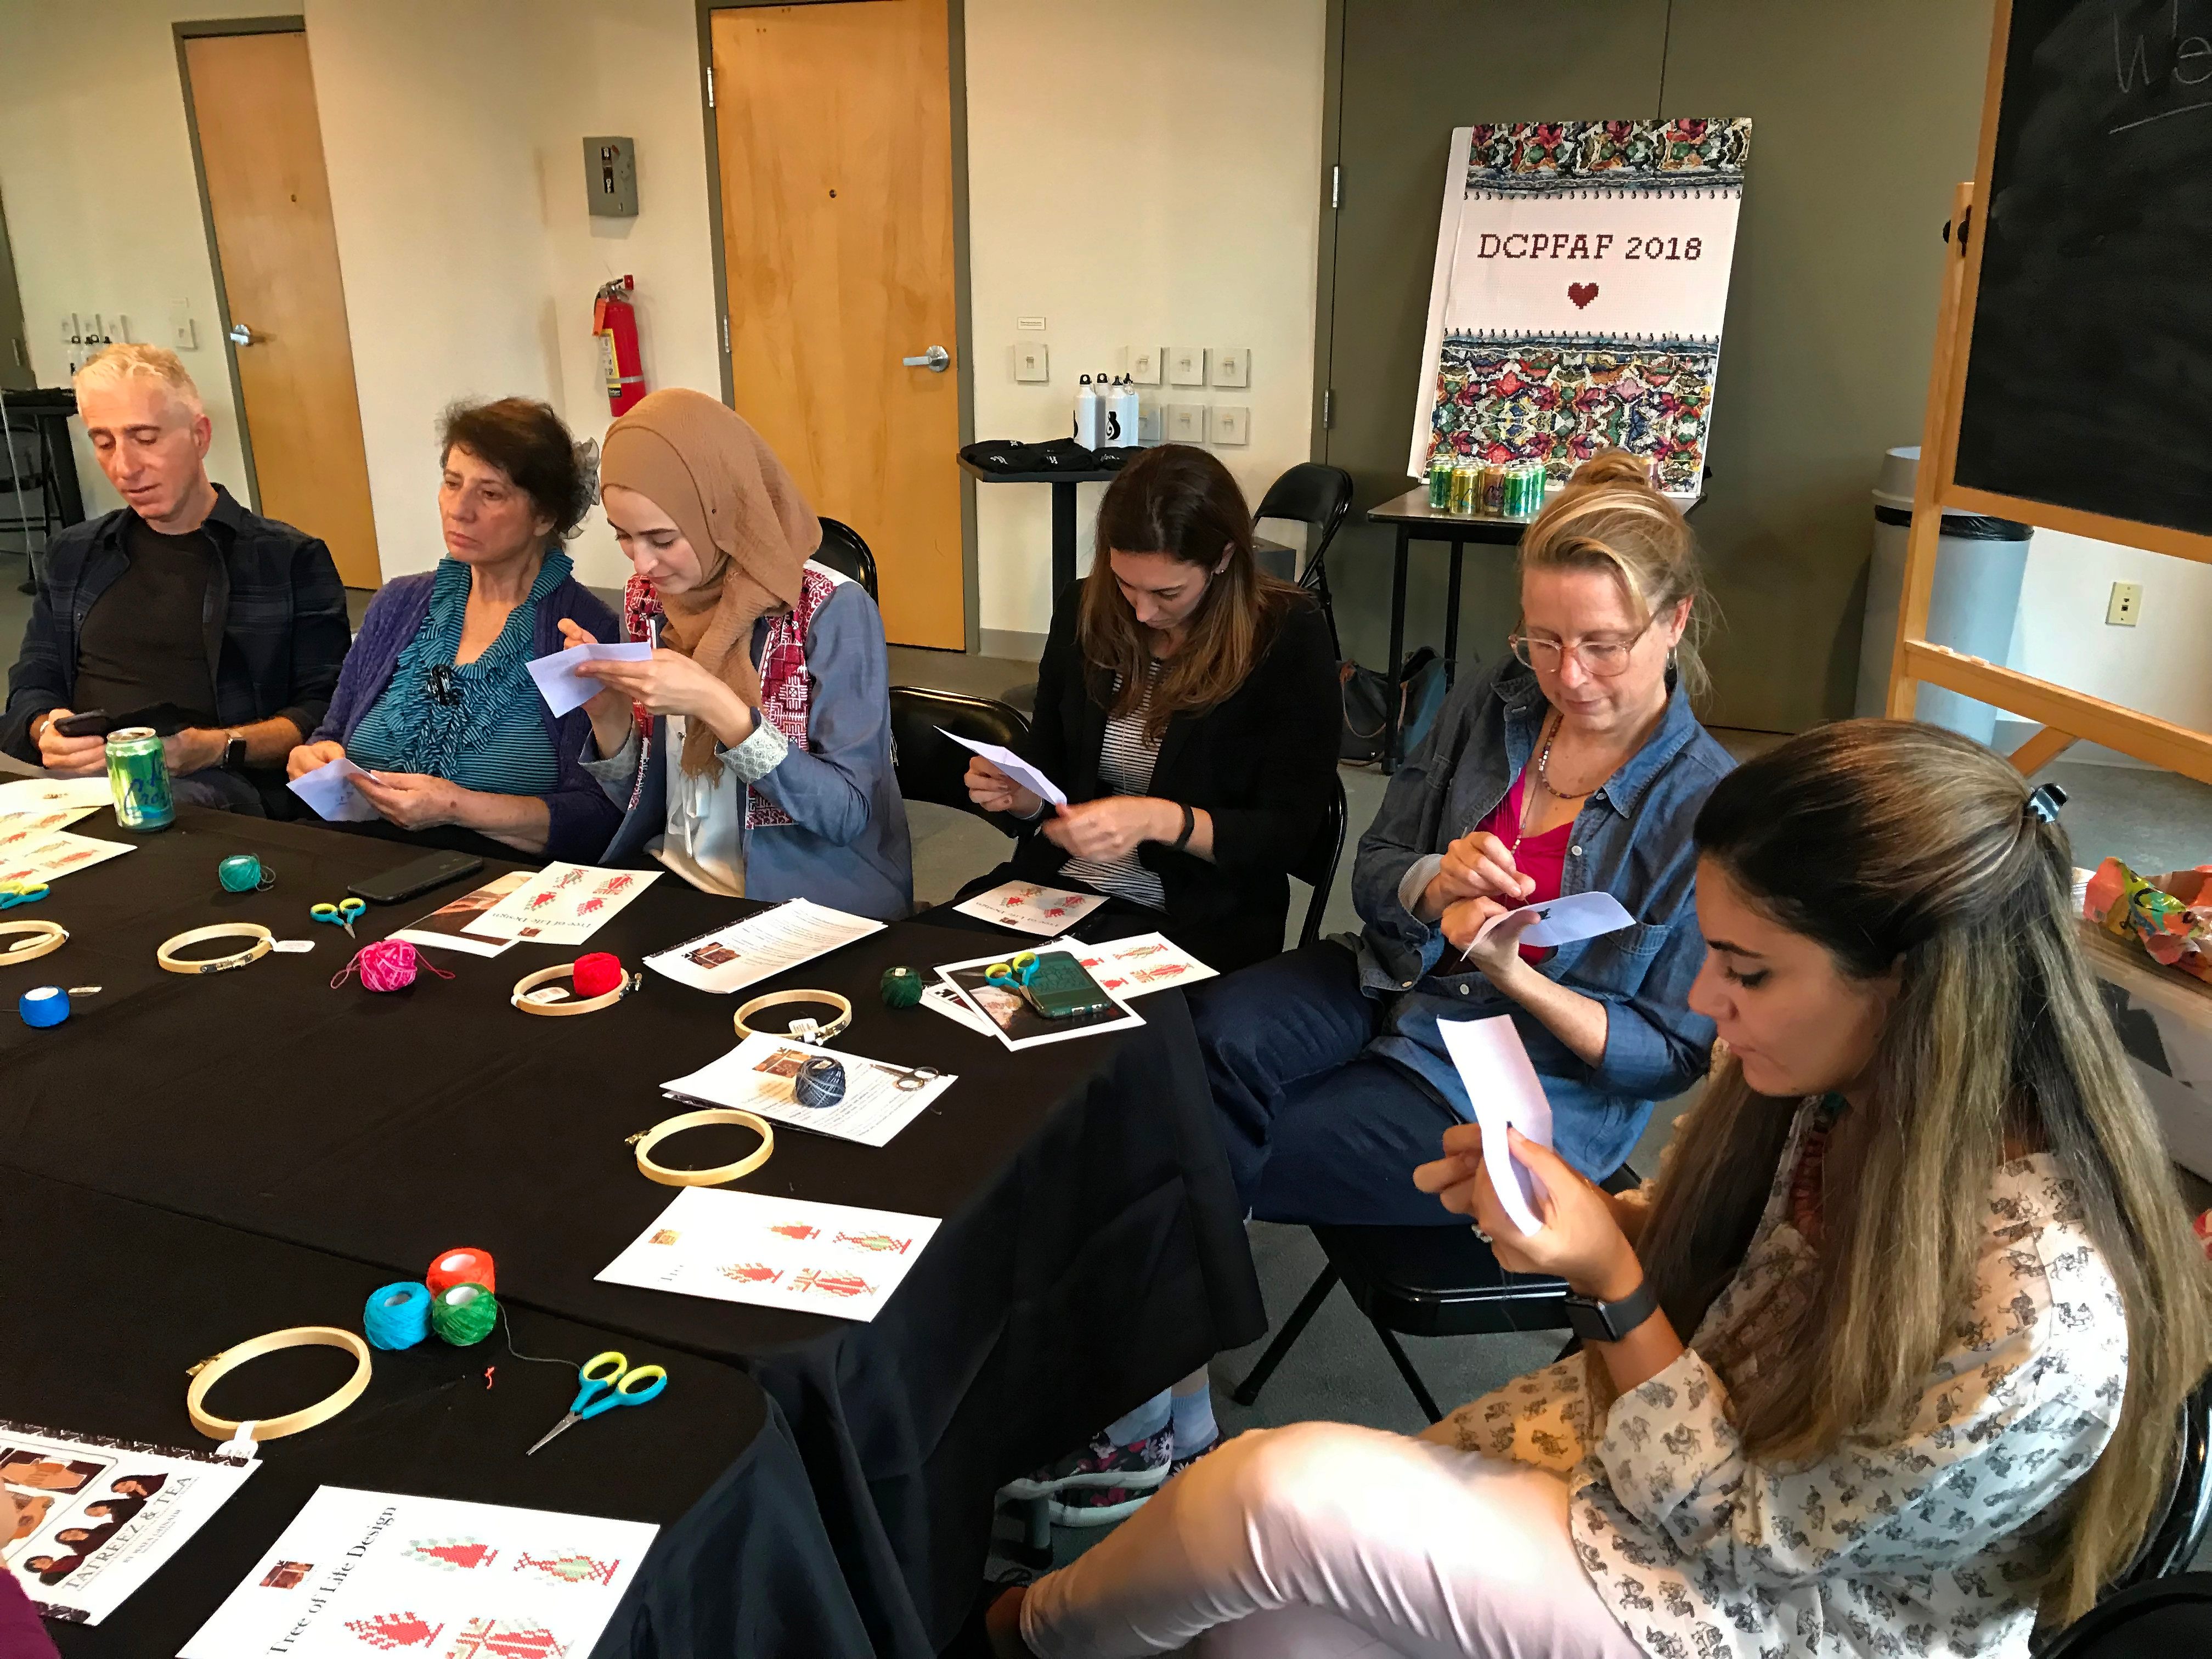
[1352,657,1733,1178]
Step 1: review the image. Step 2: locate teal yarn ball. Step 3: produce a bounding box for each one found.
[880,966,923,1008]
[218,855,272,893]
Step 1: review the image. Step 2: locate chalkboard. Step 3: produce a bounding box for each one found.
[1953,0,2212,538]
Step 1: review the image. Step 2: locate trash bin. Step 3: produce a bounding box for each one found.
[1855,445,2033,746]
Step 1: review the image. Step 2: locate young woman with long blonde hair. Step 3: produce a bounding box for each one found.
[990,719,2212,1658]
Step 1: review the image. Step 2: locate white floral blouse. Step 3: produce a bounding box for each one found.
[1434,1101,2128,1658]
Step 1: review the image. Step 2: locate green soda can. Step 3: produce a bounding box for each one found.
[1454,464,1479,515]
[105,726,174,831]
[1427,455,1454,509]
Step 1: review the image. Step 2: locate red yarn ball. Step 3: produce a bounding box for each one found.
[573,951,626,998]
[331,939,452,993]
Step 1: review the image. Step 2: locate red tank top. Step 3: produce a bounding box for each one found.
[1475,771,1572,959]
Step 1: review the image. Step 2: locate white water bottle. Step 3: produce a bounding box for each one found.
[1074,375,1101,448]
[1109,376,1141,448]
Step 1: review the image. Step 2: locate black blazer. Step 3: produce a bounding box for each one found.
[1008,584,1340,972]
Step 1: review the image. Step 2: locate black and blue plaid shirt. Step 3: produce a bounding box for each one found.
[2,485,349,760]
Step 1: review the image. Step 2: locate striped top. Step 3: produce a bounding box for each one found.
[1062,659,1167,912]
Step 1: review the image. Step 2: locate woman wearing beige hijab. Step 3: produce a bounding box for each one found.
[561,389,911,917]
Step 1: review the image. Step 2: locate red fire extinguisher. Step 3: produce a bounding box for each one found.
[592,275,646,416]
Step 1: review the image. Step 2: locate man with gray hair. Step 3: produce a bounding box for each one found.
[2,343,349,813]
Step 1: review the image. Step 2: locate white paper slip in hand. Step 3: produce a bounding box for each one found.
[936,729,1066,807]
[286,756,381,822]
[1435,1014,1555,1237]
[1471,889,1634,950]
[527,640,654,717]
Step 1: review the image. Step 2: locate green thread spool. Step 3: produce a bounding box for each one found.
[429,1282,498,1347]
[879,966,923,1009]
[217,855,274,893]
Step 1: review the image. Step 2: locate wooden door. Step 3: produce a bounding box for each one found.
[712,1,963,648]
[183,30,381,588]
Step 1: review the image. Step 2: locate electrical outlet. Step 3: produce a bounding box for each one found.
[1167,346,1206,387]
[2107,580,2143,627]
[1210,405,1250,445]
[1164,403,1204,443]
[1128,346,1161,386]
[1012,341,1050,383]
[1213,347,1250,388]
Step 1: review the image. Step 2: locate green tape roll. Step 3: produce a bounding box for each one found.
[879,966,923,1009]
[429,1282,498,1347]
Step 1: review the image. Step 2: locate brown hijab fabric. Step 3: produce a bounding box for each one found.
[599,388,821,776]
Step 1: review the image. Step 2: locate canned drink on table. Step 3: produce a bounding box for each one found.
[105,726,173,831]
[1458,465,1483,516]
[1481,464,1506,515]
[1427,456,1454,510]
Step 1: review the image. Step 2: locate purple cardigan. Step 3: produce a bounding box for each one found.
[313,566,622,863]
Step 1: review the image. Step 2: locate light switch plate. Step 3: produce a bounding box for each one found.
[1137,402,1164,444]
[1167,346,1206,387]
[1017,315,1047,330]
[1128,346,1163,386]
[583,135,639,217]
[1164,403,1204,443]
[1213,347,1250,388]
[1012,341,1050,382]
[1210,405,1250,445]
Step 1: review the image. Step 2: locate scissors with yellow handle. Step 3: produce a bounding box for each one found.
[0,879,50,910]
[309,897,366,939]
[526,1350,668,1455]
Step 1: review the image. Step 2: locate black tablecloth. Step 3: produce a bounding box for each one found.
[2,1169,866,1658]
[2,808,1265,1655]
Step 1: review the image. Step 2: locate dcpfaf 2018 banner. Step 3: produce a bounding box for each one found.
[1409,118,1751,497]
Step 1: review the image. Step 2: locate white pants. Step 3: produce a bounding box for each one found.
[1020,1423,1643,1659]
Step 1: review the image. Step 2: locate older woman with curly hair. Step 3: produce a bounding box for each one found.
[289,398,621,860]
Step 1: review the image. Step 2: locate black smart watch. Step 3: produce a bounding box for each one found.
[223,730,249,770]
[1562,1277,1661,1344]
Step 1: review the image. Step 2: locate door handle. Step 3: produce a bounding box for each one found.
[228,324,257,346]
[901,346,950,373]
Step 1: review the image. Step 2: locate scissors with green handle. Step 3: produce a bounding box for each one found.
[309,897,366,939]
[526,1350,668,1455]
[0,880,49,910]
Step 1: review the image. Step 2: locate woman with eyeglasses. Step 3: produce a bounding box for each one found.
[1188,449,1733,1230]
[1018,452,1736,1528]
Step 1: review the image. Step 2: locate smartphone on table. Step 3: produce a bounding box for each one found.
[347,851,485,906]
[1025,952,1116,1020]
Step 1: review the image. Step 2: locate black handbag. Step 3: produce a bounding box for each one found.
[1339,647,1447,765]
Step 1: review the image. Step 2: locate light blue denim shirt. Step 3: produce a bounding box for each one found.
[589,573,913,921]
[1352,656,1733,1177]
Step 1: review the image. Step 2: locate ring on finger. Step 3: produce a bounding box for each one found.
[1472,1224,1494,1245]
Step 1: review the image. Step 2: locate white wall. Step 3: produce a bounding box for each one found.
[2004,529,2212,766]
[963,0,1328,639]
[0,0,720,590]
[0,0,1328,633]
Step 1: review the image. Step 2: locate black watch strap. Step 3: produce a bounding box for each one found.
[223,732,249,770]
[1170,802,1194,851]
[1563,1277,1661,1344]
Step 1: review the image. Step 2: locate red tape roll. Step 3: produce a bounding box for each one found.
[426,1246,495,1298]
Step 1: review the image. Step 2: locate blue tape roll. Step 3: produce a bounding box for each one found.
[363,1280,433,1350]
[18,986,69,1028]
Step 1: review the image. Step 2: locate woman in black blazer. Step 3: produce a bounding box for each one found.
[960,444,1340,973]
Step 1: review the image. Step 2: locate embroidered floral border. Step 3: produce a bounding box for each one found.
[1426,333,1719,495]
[1465,118,1750,196]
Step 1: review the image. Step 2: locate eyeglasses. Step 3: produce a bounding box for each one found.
[1508,619,1654,679]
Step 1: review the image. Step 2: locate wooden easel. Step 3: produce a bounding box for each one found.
[1886,8,2212,784]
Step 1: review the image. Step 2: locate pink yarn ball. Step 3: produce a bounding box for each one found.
[331,940,454,993]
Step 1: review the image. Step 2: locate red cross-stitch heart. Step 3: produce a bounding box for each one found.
[1567,282,1599,309]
